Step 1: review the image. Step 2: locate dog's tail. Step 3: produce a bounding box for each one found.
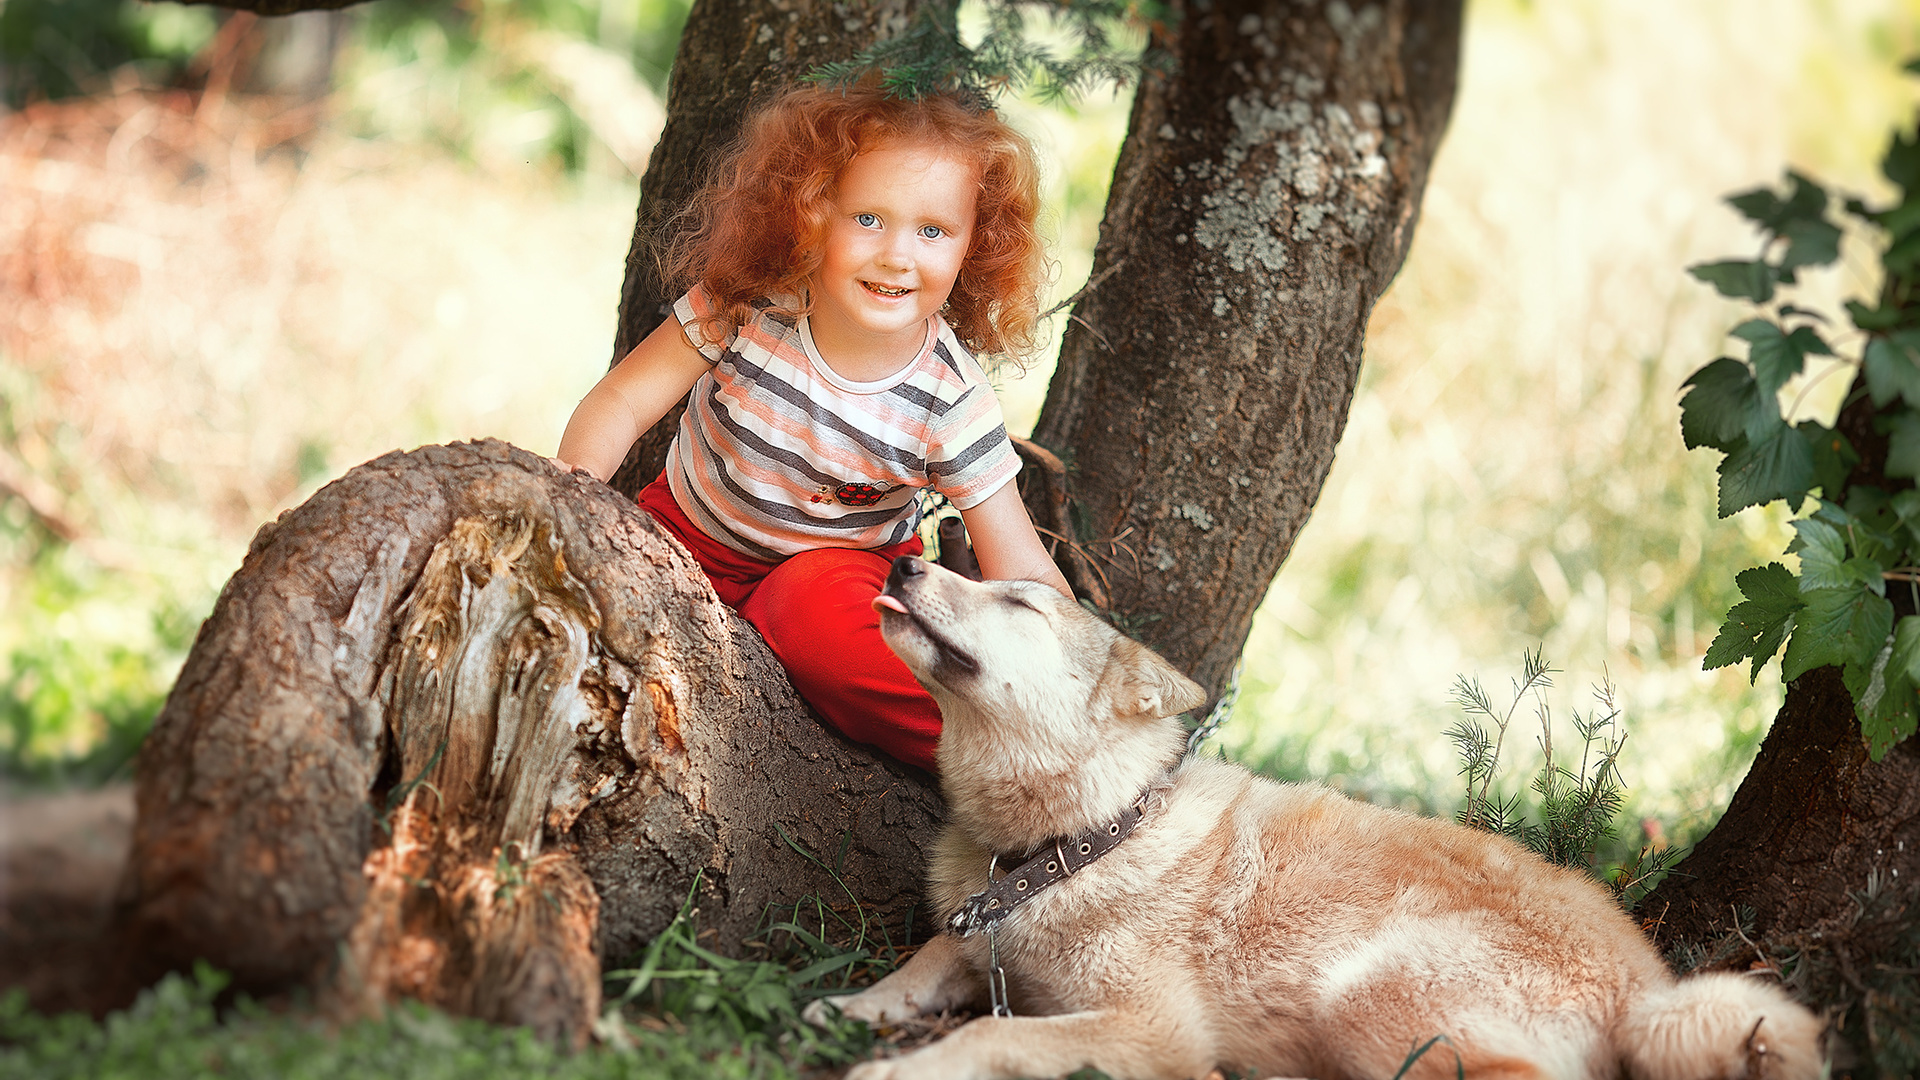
[1617,972,1822,1080]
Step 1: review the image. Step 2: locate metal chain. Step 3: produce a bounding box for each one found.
[986,925,1012,1017]
[1185,657,1244,758]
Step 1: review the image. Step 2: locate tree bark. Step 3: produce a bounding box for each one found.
[607,0,914,500]
[115,441,942,1045]
[1023,0,1463,698]
[1645,666,1920,953]
[1646,384,1920,987]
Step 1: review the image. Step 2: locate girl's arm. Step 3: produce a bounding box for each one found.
[556,319,714,481]
[957,484,1072,596]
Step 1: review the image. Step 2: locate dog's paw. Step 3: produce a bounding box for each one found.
[804,991,901,1026]
[844,1057,903,1080]
[800,996,843,1027]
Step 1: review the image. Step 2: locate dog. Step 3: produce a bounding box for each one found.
[802,557,1823,1080]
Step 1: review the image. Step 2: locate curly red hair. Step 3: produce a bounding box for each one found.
[665,83,1050,361]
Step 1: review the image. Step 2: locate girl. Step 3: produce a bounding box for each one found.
[556,83,1070,774]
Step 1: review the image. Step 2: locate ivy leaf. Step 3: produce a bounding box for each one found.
[1727,172,1826,229]
[1724,173,1838,270]
[1892,614,1920,685]
[1680,357,1774,451]
[1717,425,1814,517]
[1802,423,1858,498]
[1885,227,1920,278]
[1884,127,1920,198]
[1703,562,1805,683]
[1885,413,1920,481]
[1726,186,1789,227]
[1689,260,1775,303]
[1844,625,1920,762]
[1780,216,1843,270]
[1849,299,1904,332]
[1791,517,1851,589]
[1781,584,1895,681]
[1732,319,1830,395]
[1891,490,1920,547]
[1863,332,1920,408]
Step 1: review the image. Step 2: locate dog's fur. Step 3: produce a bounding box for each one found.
[804,559,1823,1080]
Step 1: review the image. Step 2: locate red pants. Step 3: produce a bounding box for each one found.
[637,474,942,773]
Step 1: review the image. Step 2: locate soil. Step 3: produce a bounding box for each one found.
[0,782,139,1016]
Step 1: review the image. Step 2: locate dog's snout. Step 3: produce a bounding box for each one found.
[888,556,926,589]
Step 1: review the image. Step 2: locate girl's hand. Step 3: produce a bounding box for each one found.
[556,318,713,481]
[958,484,1072,596]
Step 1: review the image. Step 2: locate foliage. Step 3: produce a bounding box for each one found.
[0,0,216,108]
[0,368,207,787]
[1446,651,1682,909]
[809,0,1166,103]
[598,871,885,1068]
[0,879,897,1079]
[0,963,809,1080]
[1684,80,1920,761]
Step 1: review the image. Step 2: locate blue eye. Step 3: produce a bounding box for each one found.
[855,213,879,228]
[919,224,944,239]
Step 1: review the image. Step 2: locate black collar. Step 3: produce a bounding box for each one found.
[947,787,1155,936]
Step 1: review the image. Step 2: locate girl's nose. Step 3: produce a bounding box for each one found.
[877,235,914,271]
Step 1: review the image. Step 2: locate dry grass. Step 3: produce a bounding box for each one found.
[0,39,635,766]
[1218,0,1920,844]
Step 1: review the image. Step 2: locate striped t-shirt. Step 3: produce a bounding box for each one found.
[665,286,1020,561]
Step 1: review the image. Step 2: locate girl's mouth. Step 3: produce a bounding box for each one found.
[862,281,912,298]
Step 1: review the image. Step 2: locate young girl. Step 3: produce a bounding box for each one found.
[556,83,1070,774]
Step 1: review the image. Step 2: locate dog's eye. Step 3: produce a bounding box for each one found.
[1007,597,1041,613]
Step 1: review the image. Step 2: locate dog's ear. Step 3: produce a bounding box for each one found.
[1108,637,1208,721]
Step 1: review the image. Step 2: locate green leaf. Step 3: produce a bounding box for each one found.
[1884,127,1920,197]
[1727,186,1790,227]
[1886,413,1920,481]
[1890,614,1920,685]
[1789,505,1891,594]
[1727,172,1827,229]
[1849,299,1904,332]
[1703,562,1805,682]
[1680,357,1774,451]
[1802,422,1858,497]
[1790,517,1850,589]
[1863,332,1920,408]
[1732,319,1830,395]
[1844,629,1919,762]
[1717,425,1813,517]
[1689,260,1776,303]
[1885,227,1920,278]
[1780,584,1895,681]
[1780,216,1843,270]
[1891,490,1920,547]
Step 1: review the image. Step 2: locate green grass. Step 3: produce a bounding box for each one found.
[0,965,848,1080]
[0,877,896,1080]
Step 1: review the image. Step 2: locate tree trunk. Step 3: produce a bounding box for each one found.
[1644,385,1920,1067]
[1022,0,1463,698]
[114,441,942,1045]
[607,0,914,500]
[1645,666,1920,952]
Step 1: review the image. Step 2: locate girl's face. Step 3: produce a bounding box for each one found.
[809,140,979,367]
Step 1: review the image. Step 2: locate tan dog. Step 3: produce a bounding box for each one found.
[804,558,1823,1080]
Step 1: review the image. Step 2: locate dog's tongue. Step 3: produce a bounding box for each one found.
[872,594,908,615]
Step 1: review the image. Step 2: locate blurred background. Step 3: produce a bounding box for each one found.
[3,0,1918,860]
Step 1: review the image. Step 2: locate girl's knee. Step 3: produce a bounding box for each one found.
[745,549,892,626]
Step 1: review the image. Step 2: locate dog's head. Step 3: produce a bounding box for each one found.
[875,557,1205,846]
